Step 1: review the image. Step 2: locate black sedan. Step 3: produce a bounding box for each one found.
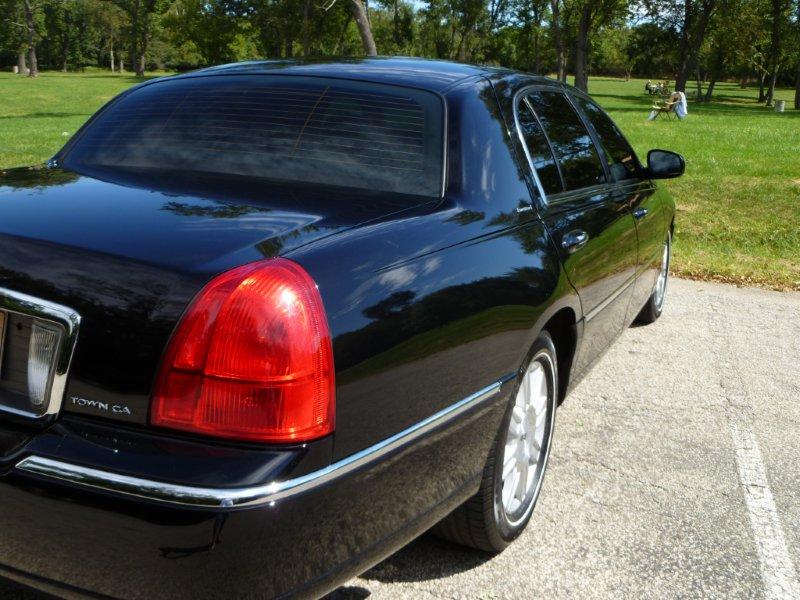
[0,58,682,599]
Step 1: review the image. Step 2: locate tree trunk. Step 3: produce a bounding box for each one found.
[550,0,566,82]
[764,0,783,106]
[135,9,149,77]
[61,9,71,72]
[22,0,38,77]
[795,59,800,110]
[302,0,312,56]
[703,43,724,102]
[129,0,140,76]
[675,0,715,92]
[17,51,28,75]
[334,15,352,54]
[695,67,703,100]
[110,44,115,73]
[573,2,591,92]
[758,71,766,102]
[533,29,540,74]
[348,0,377,56]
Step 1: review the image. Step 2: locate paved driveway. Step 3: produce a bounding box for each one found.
[330,278,800,599]
[2,279,799,599]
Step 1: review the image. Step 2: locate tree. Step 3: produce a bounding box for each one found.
[22,0,39,76]
[549,0,566,81]
[163,0,247,65]
[764,0,791,105]
[514,0,549,73]
[571,0,627,92]
[348,0,377,54]
[795,1,800,109]
[112,0,167,76]
[643,0,719,92]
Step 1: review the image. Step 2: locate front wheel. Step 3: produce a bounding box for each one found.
[432,332,558,553]
[636,231,671,325]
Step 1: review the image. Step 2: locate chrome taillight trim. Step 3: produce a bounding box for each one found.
[15,378,509,509]
[0,287,81,421]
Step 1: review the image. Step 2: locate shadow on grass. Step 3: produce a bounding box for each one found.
[81,73,171,83]
[0,112,89,120]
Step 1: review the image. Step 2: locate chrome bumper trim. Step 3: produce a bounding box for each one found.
[15,379,507,509]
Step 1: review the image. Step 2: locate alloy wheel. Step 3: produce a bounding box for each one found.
[500,353,555,526]
[654,233,671,312]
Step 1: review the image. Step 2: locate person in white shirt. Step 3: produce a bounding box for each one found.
[647,91,688,120]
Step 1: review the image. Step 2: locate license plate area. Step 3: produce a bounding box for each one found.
[0,289,80,423]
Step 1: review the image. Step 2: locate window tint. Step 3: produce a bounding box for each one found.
[574,95,639,182]
[516,99,562,195]
[64,75,444,197]
[525,91,605,191]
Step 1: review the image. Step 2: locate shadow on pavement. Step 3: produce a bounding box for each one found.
[0,577,52,599]
[362,533,491,583]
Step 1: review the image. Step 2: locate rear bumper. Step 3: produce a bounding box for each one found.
[0,379,511,599]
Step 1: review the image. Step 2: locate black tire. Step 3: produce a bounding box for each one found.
[432,331,558,553]
[636,231,671,325]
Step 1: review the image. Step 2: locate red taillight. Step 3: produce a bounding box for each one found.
[151,258,335,443]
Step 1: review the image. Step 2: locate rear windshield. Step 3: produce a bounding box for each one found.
[63,75,445,197]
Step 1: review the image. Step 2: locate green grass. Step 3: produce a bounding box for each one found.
[1,71,798,290]
[588,77,800,290]
[0,69,169,168]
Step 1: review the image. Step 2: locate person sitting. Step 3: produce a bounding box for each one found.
[647,91,688,120]
[645,80,654,94]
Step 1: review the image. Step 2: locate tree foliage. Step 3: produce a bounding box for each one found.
[0,0,798,103]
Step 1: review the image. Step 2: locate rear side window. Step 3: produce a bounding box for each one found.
[516,99,562,195]
[573,95,639,182]
[524,91,605,192]
[63,75,445,197]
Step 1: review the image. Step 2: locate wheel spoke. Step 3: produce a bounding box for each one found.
[502,452,517,480]
[515,459,529,500]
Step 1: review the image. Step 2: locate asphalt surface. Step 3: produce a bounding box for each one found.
[2,278,798,599]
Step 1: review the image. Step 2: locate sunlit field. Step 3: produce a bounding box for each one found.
[1,70,798,289]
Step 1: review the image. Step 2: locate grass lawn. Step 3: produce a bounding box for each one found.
[1,70,798,290]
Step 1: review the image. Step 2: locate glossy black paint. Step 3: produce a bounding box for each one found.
[0,58,676,599]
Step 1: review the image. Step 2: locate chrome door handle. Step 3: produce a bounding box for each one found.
[561,230,589,253]
[633,207,648,219]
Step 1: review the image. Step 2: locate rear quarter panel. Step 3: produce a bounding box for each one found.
[288,77,578,462]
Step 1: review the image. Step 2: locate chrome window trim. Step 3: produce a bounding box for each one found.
[512,86,551,207]
[16,378,509,509]
[0,287,80,421]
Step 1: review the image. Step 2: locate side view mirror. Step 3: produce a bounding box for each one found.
[644,149,685,179]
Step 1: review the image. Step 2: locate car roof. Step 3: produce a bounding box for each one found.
[177,57,559,93]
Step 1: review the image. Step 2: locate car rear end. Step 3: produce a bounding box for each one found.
[0,67,502,599]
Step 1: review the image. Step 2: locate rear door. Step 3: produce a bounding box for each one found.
[515,89,638,373]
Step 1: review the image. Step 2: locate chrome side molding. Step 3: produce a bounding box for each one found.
[16,379,508,509]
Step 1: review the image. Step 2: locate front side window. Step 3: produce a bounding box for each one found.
[573,95,639,182]
[524,91,606,192]
[63,75,445,198]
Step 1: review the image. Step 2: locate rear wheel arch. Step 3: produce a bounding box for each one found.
[540,307,577,404]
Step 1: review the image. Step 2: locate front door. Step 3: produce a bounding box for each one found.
[569,93,666,322]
